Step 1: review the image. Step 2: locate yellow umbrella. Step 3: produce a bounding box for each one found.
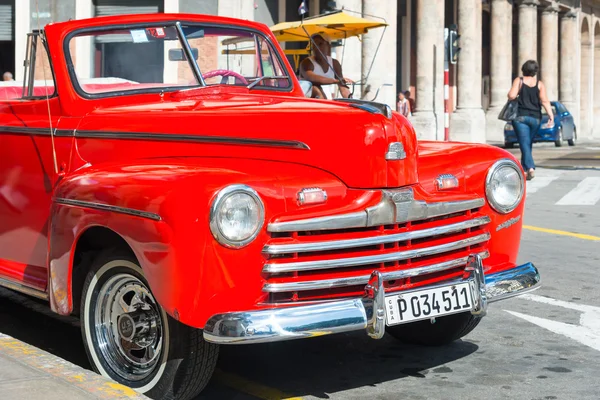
[220,11,387,69]
[269,10,387,42]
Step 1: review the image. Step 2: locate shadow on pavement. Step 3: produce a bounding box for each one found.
[1,288,479,399]
[0,289,90,369]
[216,330,479,399]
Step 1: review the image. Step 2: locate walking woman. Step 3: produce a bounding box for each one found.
[507,60,554,180]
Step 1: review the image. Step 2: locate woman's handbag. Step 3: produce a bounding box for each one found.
[497,98,519,121]
[497,78,523,122]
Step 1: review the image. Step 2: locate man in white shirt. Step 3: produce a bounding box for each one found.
[299,33,352,99]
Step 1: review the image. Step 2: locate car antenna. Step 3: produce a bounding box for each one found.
[35,0,58,175]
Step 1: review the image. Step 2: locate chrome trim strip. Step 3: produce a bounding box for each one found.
[391,196,485,225]
[268,211,366,233]
[263,232,490,273]
[264,216,490,255]
[268,191,485,233]
[203,261,541,344]
[0,126,52,135]
[262,251,489,293]
[54,198,162,221]
[0,126,74,137]
[74,130,310,150]
[0,126,309,150]
[0,278,48,300]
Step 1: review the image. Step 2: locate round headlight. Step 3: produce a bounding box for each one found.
[210,185,264,248]
[485,159,524,214]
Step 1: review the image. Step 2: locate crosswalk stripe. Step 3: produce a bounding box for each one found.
[526,175,561,195]
[556,177,600,205]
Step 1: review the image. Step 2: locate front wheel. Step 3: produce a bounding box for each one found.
[386,312,481,346]
[80,251,219,400]
[555,127,563,147]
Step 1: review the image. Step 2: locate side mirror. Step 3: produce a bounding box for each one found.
[298,80,313,98]
[168,48,199,61]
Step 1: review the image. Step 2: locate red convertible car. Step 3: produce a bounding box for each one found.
[0,13,539,400]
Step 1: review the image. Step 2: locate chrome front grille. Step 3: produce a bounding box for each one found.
[262,190,490,302]
[264,231,489,274]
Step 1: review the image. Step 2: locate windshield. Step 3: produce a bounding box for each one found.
[67,23,291,96]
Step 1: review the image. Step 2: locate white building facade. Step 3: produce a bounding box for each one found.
[2,0,599,142]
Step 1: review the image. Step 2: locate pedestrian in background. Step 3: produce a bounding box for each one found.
[507,60,554,181]
[3,72,13,81]
[404,90,415,115]
[397,91,411,117]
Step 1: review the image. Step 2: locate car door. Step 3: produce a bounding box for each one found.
[557,103,575,137]
[0,33,72,293]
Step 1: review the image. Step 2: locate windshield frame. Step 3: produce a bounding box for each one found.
[63,20,294,99]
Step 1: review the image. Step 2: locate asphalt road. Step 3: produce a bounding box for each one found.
[1,145,599,400]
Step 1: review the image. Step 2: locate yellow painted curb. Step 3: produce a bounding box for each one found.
[0,334,147,399]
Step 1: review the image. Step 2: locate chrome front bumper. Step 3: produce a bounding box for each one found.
[203,255,540,344]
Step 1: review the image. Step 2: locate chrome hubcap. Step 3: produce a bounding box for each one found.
[95,273,163,382]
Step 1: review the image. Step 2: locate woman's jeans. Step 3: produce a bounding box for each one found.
[512,116,540,171]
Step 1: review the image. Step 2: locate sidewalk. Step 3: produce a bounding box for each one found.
[488,139,600,170]
[0,333,148,400]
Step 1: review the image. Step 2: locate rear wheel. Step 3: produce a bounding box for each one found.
[80,251,219,400]
[555,127,563,147]
[568,128,577,146]
[386,312,481,346]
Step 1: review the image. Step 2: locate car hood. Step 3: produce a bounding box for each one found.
[76,92,418,189]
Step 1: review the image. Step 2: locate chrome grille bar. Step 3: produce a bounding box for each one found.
[264,216,490,255]
[263,232,490,274]
[263,251,490,293]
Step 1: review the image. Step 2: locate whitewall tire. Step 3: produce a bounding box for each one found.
[80,251,218,399]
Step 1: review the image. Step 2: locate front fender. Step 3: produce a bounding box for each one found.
[416,142,526,275]
[48,157,347,327]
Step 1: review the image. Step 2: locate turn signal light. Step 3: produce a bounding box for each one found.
[436,174,459,190]
[297,188,328,205]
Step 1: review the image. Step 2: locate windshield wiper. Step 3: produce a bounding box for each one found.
[247,76,290,89]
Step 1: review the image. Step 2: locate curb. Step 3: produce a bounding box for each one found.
[0,333,148,399]
[537,165,600,171]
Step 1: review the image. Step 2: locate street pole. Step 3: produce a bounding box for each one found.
[444,28,450,141]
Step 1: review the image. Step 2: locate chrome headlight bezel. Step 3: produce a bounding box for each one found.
[209,184,265,248]
[485,159,525,214]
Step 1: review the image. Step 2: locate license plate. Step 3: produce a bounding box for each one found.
[385,282,474,326]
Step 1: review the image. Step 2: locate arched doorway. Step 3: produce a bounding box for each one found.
[595,22,600,137]
[580,18,591,138]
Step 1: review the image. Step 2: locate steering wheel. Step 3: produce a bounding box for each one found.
[202,69,249,85]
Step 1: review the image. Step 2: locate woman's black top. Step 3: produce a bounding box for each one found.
[518,78,542,119]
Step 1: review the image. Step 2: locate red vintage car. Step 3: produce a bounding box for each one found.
[0,13,539,400]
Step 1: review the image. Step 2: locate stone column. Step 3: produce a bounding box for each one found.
[361,0,397,110]
[450,0,486,143]
[334,0,362,97]
[518,0,539,70]
[485,0,513,142]
[411,0,444,140]
[559,11,577,115]
[540,5,559,100]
